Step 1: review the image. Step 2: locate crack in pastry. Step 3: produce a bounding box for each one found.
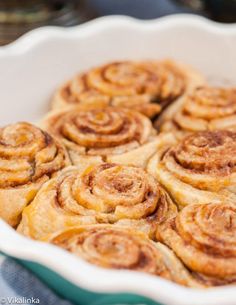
[0,122,70,226]
[147,130,236,208]
[45,224,202,287]
[157,86,236,134]
[41,105,168,169]
[158,203,236,286]
[17,164,177,240]
[51,60,205,119]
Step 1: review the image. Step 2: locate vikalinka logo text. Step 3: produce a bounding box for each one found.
[1,297,40,304]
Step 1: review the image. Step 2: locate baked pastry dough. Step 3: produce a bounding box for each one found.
[159,203,236,286]
[41,105,168,169]
[52,60,205,118]
[148,130,236,208]
[46,224,202,287]
[0,122,70,226]
[157,86,236,134]
[18,163,177,239]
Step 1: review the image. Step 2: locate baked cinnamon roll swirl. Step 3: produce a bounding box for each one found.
[42,105,164,169]
[158,86,236,133]
[52,60,204,118]
[148,130,236,208]
[0,122,70,226]
[17,163,177,239]
[159,203,236,286]
[46,225,202,287]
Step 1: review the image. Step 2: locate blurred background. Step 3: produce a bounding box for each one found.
[0,0,236,45]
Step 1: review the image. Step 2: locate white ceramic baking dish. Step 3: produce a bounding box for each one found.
[0,14,236,305]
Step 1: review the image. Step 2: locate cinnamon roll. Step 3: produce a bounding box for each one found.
[17,163,177,239]
[52,60,205,118]
[148,130,236,209]
[159,203,236,286]
[0,122,70,226]
[157,86,236,133]
[41,105,167,169]
[46,224,202,287]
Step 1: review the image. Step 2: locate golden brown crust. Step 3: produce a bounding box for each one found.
[159,203,236,286]
[45,224,202,287]
[0,122,70,226]
[52,60,205,118]
[147,130,236,208]
[17,163,177,239]
[157,86,236,134]
[41,105,161,169]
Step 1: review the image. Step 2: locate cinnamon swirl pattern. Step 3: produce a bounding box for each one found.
[46,225,202,287]
[42,106,162,169]
[52,60,205,118]
[148,130,236,208]
[159,203,236,286]
[0,122,70,226]
[159,86,236,133]
[17,163,177,239]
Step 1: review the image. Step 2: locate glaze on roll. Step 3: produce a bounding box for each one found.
[18,164,177,239]
[158,86,236,134]
[52,60,205,118]
[41,105,166,169]
[159,203,236,286]
[148,130,236,208]
[0,122,70,226]
[46,225,202,287]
